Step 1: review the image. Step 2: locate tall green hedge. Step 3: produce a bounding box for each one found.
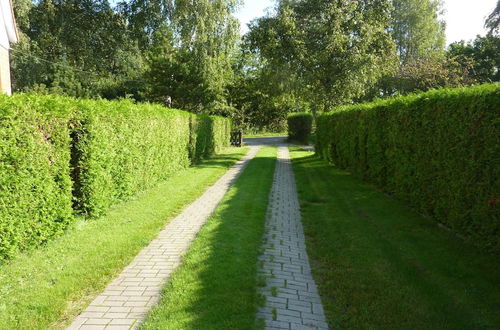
[74,103,231,216]
[0,95,74,260]
[72,100,192,216]
[0,94,231,260]
[288,112,313,144]
[316,84,499,253]
[188,115,232,163]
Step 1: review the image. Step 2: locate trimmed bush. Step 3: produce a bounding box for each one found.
[210,116,232,154]
[287,112,313,144]
[0,95,74,260]
[72,100,193,216]
[74,104,232,216]
[316,84,500,254]
[188,115,231,163]
[0,94,231,259]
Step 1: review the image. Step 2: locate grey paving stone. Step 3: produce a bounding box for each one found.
[287,299,312,308]
[290,323,317,330]
[68,147,260,329]
[299,295,322,304]
[302,318,329,329]
[277,314,303,324]
[257,147,329,330]
[267,296,288,304]
[287,303,312,314]
[265,319,291,329]
[301,312,327,322]
[276,308,301,318]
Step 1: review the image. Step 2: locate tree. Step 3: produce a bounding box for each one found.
[228,45,306,131]
[11,0,145,99]
[247,0,396,112]
[485,0,500,35]
[363,0,448,98]
[145,0,241,115]
[390,57,474,94]
[390,0,446,64]
[448,35,500,83]
[119,0,173,50]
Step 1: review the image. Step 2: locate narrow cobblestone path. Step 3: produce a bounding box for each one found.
[257,147,328,330]
[68,147,260,330]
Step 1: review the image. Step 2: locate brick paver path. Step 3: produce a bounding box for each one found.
[68,146,260,330]
[257,147,328,330]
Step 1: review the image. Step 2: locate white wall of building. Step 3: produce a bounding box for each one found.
[0,0,18,95]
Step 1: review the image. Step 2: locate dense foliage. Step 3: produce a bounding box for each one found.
[10,0,240,114]
[9,0,499,130]
[72,100,190,216]
[189,115,232,163]
[287,113,313,144]
[448,35,500,84]
[391,0,446,64]
[0,95,74,260]
[246,0,396,111]
[0,94,230,259]
[143,0,240,115]
[11,0,144,99]
[316,84,500,253]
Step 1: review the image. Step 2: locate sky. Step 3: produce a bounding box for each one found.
[235,0,498,45]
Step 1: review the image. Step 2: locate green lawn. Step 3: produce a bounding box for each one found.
[244,132,287,138]
[0,148,248,330]
[290,148,500,329]
[141,147,277,330]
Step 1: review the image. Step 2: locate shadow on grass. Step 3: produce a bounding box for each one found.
[193,153,247,170]
[290,149,500,329]
[142,148,277,330]
[0,148,249,330]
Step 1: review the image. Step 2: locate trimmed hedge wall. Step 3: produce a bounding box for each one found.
[288,112,313,144]
[188,115,232,163]
[316,84,500,253]
[74,104,231,216]
[0,94,231,260]
[0,95,74,260]
[73,100,193,216]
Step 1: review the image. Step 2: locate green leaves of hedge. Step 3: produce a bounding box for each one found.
[0,94,231,260]
[316,84,500,254]
[0,95,74,260]
[287,113,313,144]
[73,100,192,216]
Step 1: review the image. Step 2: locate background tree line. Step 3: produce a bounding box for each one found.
[10,0,500,130]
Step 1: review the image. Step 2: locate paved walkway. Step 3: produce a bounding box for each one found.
[68,146,260,330]
[243,136,315,152]
[257,147,328,330]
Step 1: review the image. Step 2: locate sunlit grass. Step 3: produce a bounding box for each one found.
[244,132,286,138]
[0,148,248,330]
[141,147,277,330]
[290,147,500,329]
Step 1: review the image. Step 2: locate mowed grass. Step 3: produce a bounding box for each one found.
[141,147,277,330]
[290,148,500,329]
[0,148,248,330]
[244,132,286,138]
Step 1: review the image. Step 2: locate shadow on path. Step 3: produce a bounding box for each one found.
[290,148,500,329]
[141,148,277,329]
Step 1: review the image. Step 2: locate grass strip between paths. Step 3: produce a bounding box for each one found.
[141,147,277,330]
[0,147,248,330]
[244,132,286,138]
[289,148,500,329]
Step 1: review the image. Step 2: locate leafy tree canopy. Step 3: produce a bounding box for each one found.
[390,0,446,63]
[246,0,397,111]
[485,0,500,35]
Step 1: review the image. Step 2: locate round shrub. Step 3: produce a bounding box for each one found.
[287,112,313,144]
